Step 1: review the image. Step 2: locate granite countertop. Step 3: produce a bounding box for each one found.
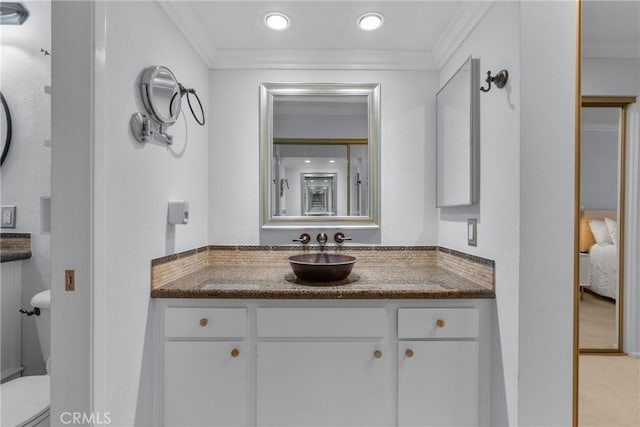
[1,249,32,263]
[151,264,495,299]
[1,233,32,263]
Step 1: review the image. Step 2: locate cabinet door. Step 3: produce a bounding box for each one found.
[398,341,479,427]
[164,341,245,427]
[257,341,388,426]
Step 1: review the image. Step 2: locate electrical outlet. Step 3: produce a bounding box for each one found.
[468,218,477,247]
[1,205,16,228]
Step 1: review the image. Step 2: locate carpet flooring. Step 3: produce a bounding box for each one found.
[579,355,640,426]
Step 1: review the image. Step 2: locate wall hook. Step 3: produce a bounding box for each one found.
[480,69,508,92]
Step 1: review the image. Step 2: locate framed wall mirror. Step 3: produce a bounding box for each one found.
[436,56,480,207]
[575,1,640,424]
[578,99,633,353]
[260,83,380,229]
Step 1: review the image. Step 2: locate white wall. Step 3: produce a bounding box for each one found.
[101,2,210,425]
[519,1,576,425]
[436,2,520,424]
[0,0,50,376]
[209,70,439,246]
[582,58,640,96]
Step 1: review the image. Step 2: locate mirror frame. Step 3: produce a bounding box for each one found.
[259,82,381,229]
[140,65,182,126]
[435,56,480,208]
[578,98,633,355]
[0,90,12,166]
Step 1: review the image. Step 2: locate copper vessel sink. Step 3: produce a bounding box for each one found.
[287,253,357,283]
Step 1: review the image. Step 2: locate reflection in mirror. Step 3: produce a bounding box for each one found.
[579,105,623,351]
[301,173,336,216]
[272,140,368,217]
[577,1,640,424]
[260,83,380,229]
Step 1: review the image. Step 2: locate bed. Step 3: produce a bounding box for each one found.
[580,210,618,300]
[588,242,618,299]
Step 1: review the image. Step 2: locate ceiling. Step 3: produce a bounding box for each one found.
[158,1,494,70]
[582,1,640,58]
[159,1,640,69]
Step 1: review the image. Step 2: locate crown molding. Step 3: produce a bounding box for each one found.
[211,48,436,70]
[157,1,217,68]
[582,42,640,59]
[433,1,495,69]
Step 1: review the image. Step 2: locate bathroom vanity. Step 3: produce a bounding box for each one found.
[151,246,494,426]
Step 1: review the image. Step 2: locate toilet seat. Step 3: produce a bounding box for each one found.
[0,375,50,427]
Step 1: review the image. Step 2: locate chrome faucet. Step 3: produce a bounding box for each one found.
[292,233,311,245]
[316,233,328,244]
[334,232,352,244]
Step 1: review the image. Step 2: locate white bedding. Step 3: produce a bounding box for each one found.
[589,243,618,300]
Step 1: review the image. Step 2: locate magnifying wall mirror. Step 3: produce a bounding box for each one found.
[260,83,380,229]
[130,65,199,145]
[1,91,12,166]
[141,65,182,126]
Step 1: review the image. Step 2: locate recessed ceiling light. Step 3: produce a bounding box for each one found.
[265,12,290,31]
[304,159,311,163]
[0,2,29,25]
[357,13,383,31]
[329,160,336,163]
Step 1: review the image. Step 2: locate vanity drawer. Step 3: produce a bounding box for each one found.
[257,307,387,338]
[398,308,479,339]
[165,307,246,338]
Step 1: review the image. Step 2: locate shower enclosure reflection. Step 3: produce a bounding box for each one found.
[272,141,368,217]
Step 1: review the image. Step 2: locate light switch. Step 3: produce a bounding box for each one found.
[468,218,477,246]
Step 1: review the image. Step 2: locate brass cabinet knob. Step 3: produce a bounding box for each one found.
[436,318,446,328]
[199,318,208,327]
[230,348,240,358]
[373,350,382,359]
[405,349,414,358]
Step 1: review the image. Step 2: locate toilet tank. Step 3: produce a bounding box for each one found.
[30,290,51,371]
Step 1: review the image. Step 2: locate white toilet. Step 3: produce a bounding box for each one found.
[1,290,51,427]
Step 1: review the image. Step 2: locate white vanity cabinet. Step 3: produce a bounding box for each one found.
[397,308,480,426]
[256,308,389,426]
[155,300,489,427]
[161,307,247,427]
